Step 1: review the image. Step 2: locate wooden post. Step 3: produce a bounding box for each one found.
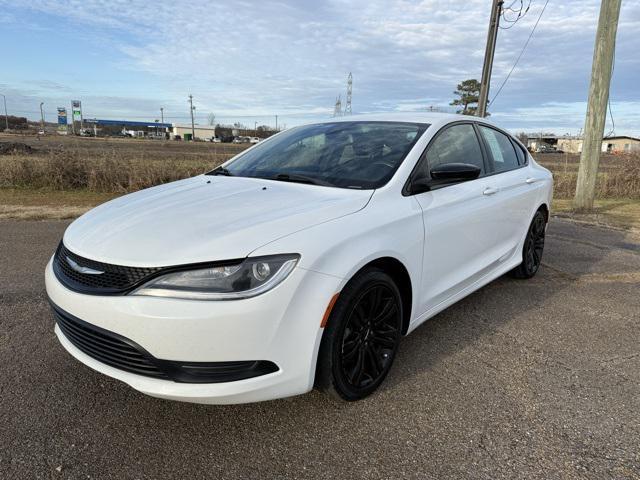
[478,0,502,117]
[574,0,622,211]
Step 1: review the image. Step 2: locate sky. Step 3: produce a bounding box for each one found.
[0,0,639,135]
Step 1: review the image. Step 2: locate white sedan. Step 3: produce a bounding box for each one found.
[45,113,552,404]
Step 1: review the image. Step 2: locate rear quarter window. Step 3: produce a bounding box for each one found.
[478,126,520,173]
[511,139,528,165]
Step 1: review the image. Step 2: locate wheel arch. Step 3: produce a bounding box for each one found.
[537,202,549,223]
[351,256,413,335]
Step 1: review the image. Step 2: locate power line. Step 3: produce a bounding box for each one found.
[489,0,550,108]
[500,0,532,28]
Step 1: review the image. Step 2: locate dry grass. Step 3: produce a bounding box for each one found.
[0,153,212,192]
[1,135,639,228]
[0,135,638,199]
[0,135,249,193]
[552,198,640,232]
[534,153,640,199]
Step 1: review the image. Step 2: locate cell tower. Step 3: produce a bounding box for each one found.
[345,72,352,115]
[333,95,342,117]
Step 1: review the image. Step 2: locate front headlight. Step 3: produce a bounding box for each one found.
[132,254,300,300]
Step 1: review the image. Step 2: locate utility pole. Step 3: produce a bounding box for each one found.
[70,101,75,135]
[275,115,278,131]
[39,102,45,133]
[574,0,622,211]
[1,93,8,131]
[254,121,257,136]
[478,0,503,117]
[160,108,165,139]
[188,94,195,141]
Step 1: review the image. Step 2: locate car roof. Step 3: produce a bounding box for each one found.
[312,111,491,124]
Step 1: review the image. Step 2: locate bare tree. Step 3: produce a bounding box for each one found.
[516,132,528,144]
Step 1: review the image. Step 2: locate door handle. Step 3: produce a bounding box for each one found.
[483,187,499,196]
[525,177,538,184]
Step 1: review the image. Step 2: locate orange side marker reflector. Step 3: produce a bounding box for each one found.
[320,292,340,328]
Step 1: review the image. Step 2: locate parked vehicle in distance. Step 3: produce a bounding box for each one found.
[535,144,557,154]
[233,135,260,144]
[45,113,552,404]
[210,137,222,143]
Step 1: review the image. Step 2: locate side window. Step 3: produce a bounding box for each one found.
[478,126,519,173]
[416,124,484,180]
[511,139,527,165]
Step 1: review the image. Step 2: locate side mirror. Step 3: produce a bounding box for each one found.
[430,163,481,182]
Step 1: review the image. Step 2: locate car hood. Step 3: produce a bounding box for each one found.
[63,175,373,267]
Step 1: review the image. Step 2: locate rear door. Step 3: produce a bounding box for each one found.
[476,124,537,257]
[410,122,507,315]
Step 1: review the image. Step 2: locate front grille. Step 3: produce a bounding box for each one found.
[52,304,280,383]
[53,305,167,379]
[53,243,162,294]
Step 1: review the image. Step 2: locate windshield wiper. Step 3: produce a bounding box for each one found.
[208,166,234,176]
[269,173,332,187]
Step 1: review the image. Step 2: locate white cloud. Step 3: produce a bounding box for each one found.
[1,0,639,134]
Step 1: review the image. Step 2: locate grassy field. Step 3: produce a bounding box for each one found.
[536,152,640,200]
[0,134,246,192]
[1,134,639,229]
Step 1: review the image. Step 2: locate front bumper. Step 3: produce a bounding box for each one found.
[45,258,341,404]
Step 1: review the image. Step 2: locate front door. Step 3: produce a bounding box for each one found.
[411,123,507,316]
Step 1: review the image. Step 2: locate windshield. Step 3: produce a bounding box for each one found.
[210,121,429,189]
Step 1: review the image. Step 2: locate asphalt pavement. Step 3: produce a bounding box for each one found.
[1,218,638,479]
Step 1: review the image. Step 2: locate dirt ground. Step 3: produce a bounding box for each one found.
[0,217,638,479]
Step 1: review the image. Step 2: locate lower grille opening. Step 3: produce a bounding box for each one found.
[51,303,279,383]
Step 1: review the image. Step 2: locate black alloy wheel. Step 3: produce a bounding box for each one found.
[511,210,546,279]
[339,284,400,389]
[316,268,403,401]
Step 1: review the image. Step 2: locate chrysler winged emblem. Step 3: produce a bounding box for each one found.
[66,256,104,275]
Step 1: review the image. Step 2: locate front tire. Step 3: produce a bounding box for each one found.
[510,210,546,279]
[315,268,403,401]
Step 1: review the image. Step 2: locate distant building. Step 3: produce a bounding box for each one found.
[525,135,579,153]
[171,124,217,141]
[527,134,640,154]
[601,136,640,154]
[557,137,583,154]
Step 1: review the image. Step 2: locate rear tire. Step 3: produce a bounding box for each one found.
[510,210,546,279]
[315,268,403,401]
